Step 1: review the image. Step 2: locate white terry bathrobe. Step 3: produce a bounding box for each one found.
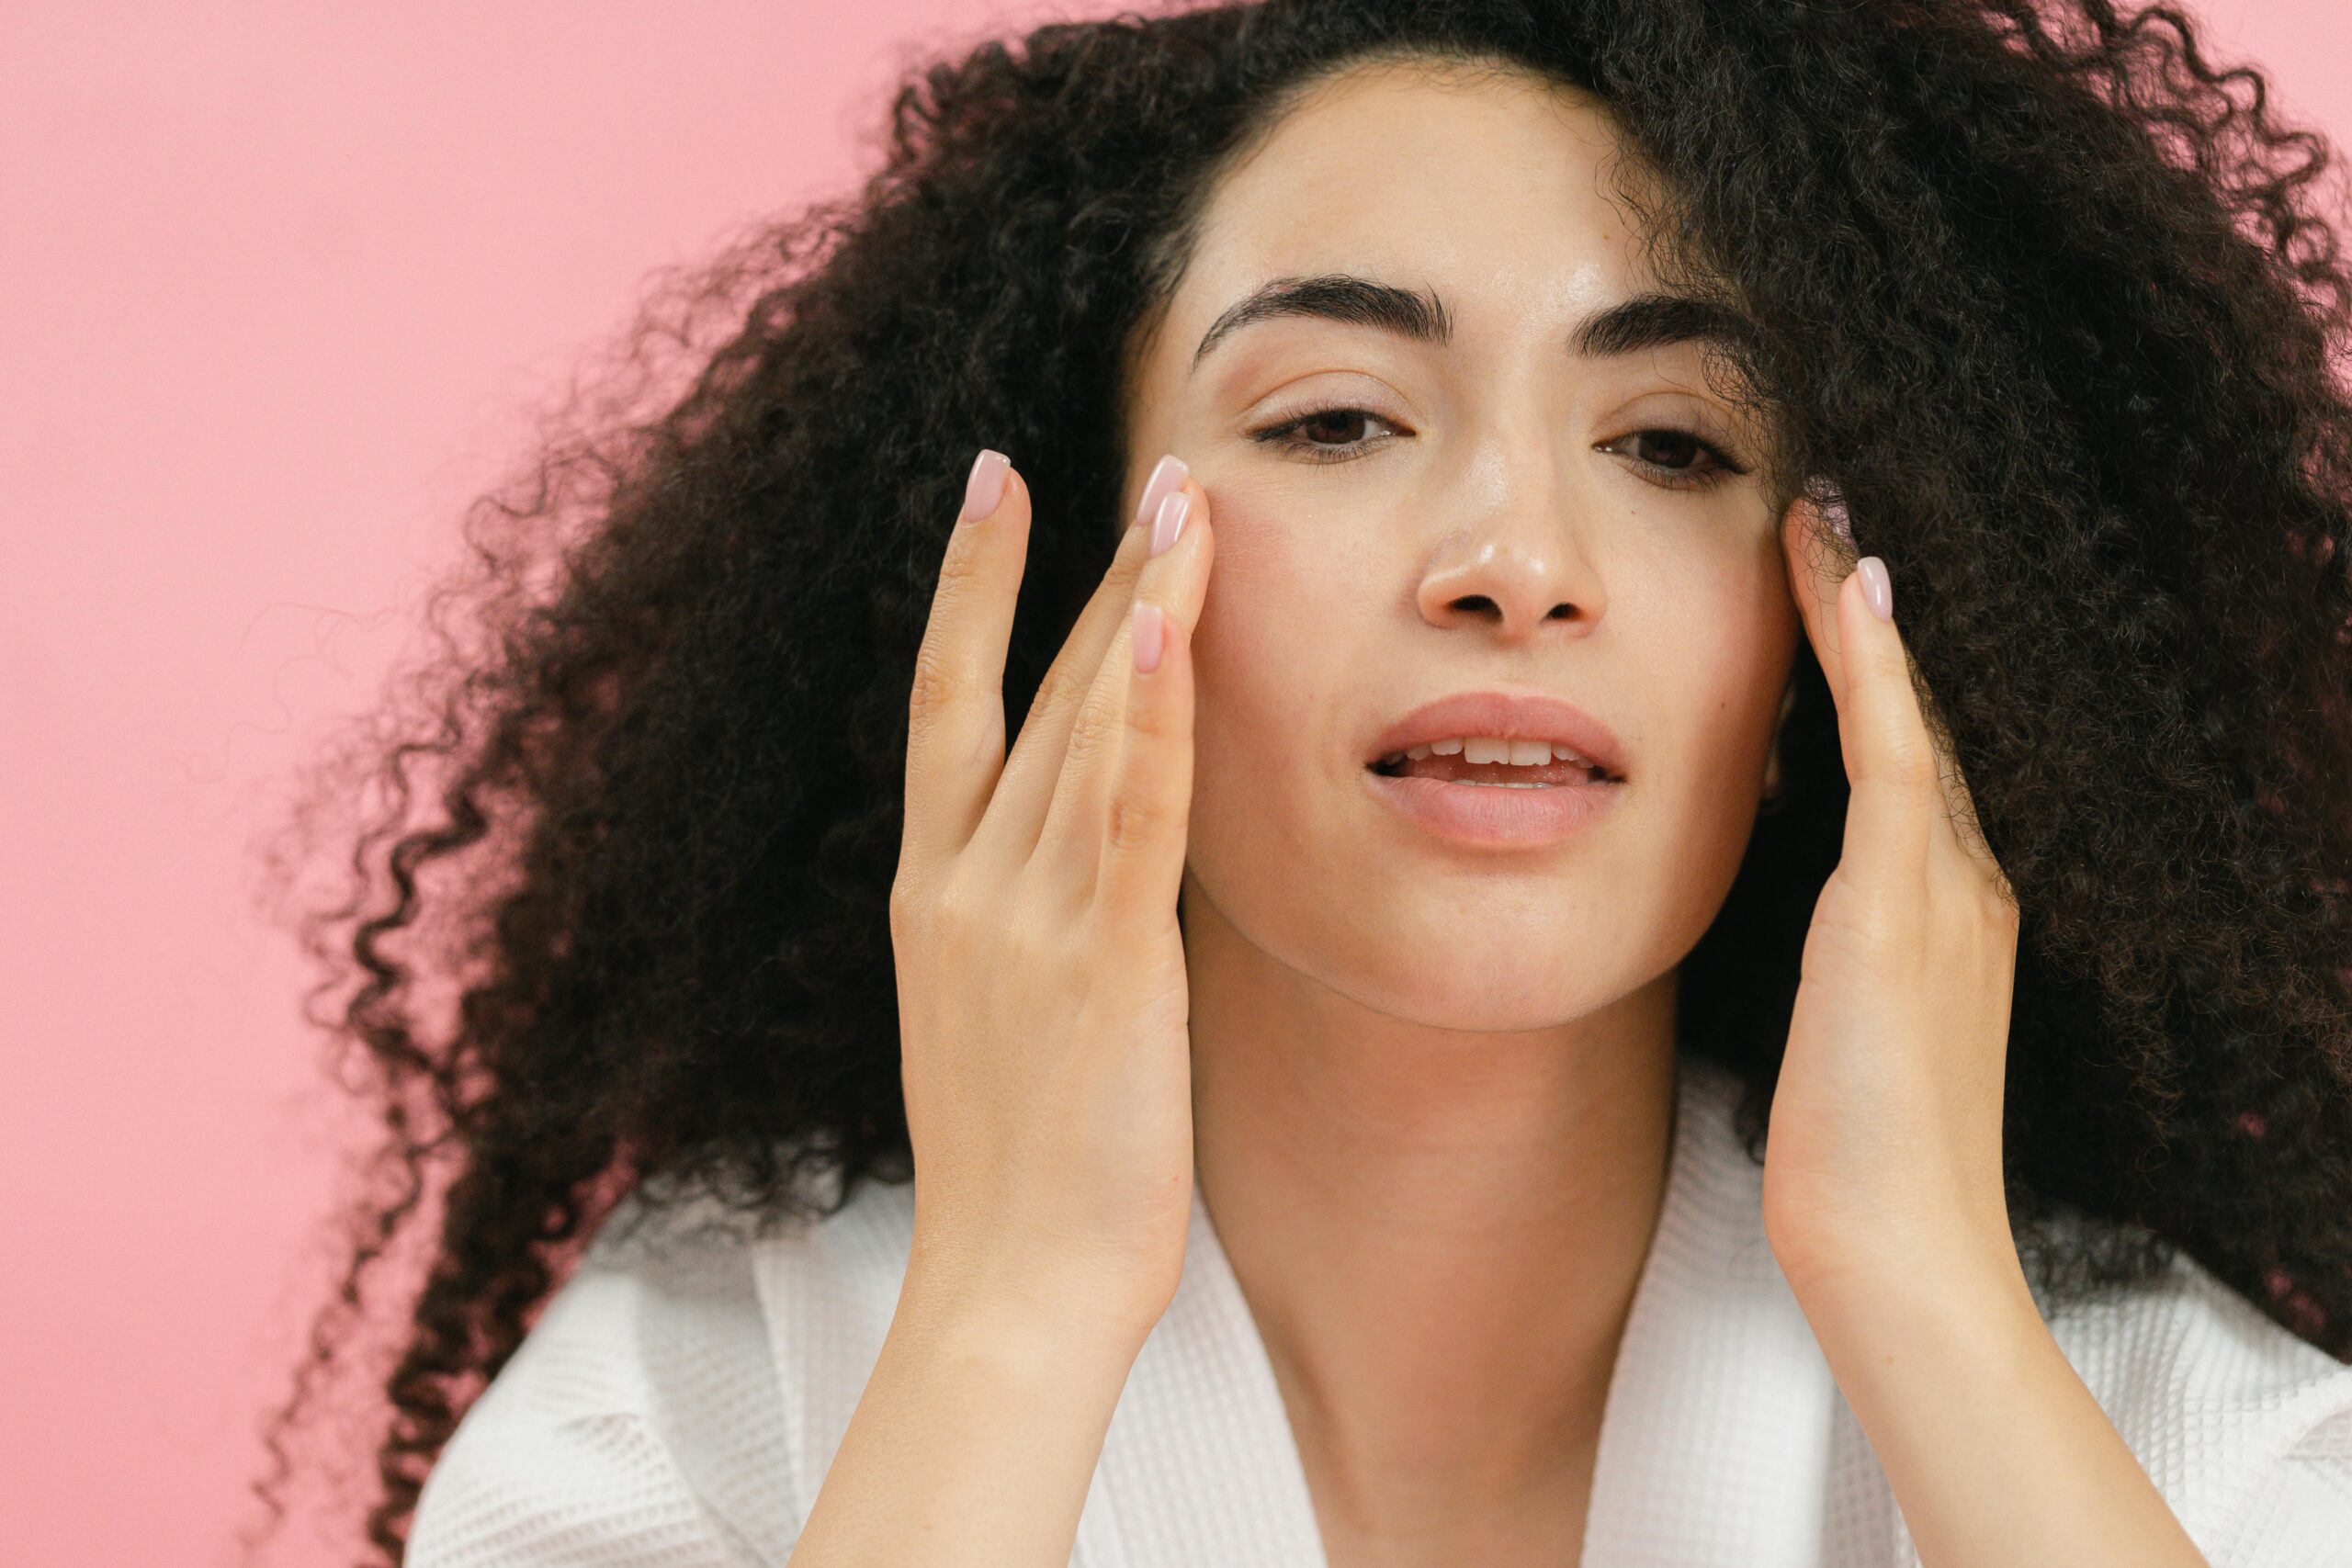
[406,1052,2352,1566]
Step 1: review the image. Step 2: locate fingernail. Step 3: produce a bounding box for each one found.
[1132,601,1165,673]
[1815,486,1852,545]
[1150,491,1191,558]
[1134,452,1188,533]
[962,448,1009,523]
[1858,556,1894,621]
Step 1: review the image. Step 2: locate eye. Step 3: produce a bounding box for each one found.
[1247,404,1407,465]
[1600,427,1750,491]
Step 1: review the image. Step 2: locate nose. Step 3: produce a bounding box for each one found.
[1413,444,1605,642]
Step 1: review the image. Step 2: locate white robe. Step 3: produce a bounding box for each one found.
[407,1052,2352,1565]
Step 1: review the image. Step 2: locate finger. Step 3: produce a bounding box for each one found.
[1784,490,2012,900]
[1095,484,1223,911]
[973,452,1186,863]
[1035,474,1215,896]
[1830,551,1940,896]
[1094,593,1197,934]
[900,447,1032,872]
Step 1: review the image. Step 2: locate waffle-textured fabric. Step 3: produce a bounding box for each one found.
[406,1052,2352,1565]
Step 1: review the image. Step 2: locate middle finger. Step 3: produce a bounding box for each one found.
[977,454,1191,861]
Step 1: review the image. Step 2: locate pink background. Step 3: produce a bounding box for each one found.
[4,3,2346,1562]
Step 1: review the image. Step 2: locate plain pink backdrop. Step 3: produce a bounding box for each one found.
[5,3,2347,1563]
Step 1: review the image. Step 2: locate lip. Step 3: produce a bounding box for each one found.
[1363,689,1626,779]
[1362,767,1624,847]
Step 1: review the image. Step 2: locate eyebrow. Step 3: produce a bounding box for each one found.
[1187,273,1759,375]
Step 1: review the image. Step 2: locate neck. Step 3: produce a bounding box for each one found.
[1182,880,1682,1542]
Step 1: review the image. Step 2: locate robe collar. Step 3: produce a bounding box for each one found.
[753,1052,1849,1566]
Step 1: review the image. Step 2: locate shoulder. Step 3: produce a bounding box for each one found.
[407,1186,806,1567]
[2041,1236,2352,1564]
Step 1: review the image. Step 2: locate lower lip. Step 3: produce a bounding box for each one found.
[1363,766,1624,846]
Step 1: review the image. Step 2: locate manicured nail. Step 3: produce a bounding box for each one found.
[1150,491,1191,558]
[1132,602,1165,673]
[1815,488,1852,545]
[962,448,1009,523]
[1858,556,1894,621]
[1134,452,1188,533]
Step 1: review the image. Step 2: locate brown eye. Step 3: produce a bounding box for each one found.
[1249,406,1406,465]
[1296,410,1374,446]
[1602,427,1748,491]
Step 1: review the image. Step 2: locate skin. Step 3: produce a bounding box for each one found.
[1117,60,1800,1561]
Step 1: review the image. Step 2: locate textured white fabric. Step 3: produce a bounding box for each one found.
[407,1052,2352,1565]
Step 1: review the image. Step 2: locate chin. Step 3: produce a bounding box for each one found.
[1342,927,1630,1026]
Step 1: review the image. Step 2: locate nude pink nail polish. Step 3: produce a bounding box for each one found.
[1858,556,1894,621]
[1135,453,1188,534]
[1150,491,1191,558]
[1815,488,1852,545]
[962,448,1009,523]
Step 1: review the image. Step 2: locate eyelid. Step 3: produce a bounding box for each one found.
[1611,397,1752,464]
[1245,367,1408,415]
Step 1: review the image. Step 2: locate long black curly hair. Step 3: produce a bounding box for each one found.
[239,0,2352,1561]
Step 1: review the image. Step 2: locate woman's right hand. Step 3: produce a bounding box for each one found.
[889,448,1216,1341]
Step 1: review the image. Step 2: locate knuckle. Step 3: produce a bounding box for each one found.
[933,530,989,597]
[1102,787,1170,859]
[919,874,1001,963]
[1063,686,1121,770]
[1880,732,1937,791]
[927,872,978,932]
[1001,907,1067,974]
[1850,904,1905,955]
[887,888,930,956]
[1977,878,2022,931]
[906,636,967,724]
[1124,673,1169,741]
[889,871,944,931]
[1027,655,1085,726]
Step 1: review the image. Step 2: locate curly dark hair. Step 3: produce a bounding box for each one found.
[237,0,2352,1561]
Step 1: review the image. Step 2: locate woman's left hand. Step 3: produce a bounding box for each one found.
[1760,491,2028,1303]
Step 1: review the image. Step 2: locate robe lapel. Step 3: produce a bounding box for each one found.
[752,1052,1845,1568]
[747,1159,1325,1567]
[1093,1054,1845,1567]
[750,1165,915,1539]
[1573,1054,1843,1566]
[1081,1176,1333,1567]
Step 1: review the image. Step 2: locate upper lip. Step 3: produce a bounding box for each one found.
[1365,689,1626,780]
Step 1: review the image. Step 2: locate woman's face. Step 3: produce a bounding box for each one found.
[1122,58,1802,1032]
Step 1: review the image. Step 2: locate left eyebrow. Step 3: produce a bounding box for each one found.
[1187,272,1760,376]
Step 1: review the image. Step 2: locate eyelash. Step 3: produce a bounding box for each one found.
[1245,404,1750,491]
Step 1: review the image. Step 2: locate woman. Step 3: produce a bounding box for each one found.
[246,1,2352,1564]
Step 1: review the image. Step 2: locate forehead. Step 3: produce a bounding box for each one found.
[1170,61,1668,343]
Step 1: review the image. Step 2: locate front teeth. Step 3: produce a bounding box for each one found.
[1381,737,1600,770]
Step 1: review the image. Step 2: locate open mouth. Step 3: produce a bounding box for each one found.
[1367,752,1616,787]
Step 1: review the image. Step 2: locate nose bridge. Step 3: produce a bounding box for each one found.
[1419,409,1600,637]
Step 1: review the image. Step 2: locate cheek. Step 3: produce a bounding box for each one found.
[1657,604,1800,797]
[1188,529,1355,784]
[1637,525,1800,742]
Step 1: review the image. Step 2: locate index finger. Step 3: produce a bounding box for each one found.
[900,448,1030,874]
[1784,492,2001,887]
